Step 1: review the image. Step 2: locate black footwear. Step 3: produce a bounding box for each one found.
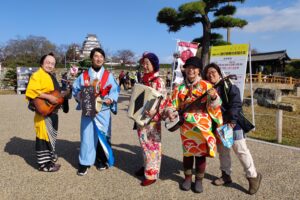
[77,164,88,176]
[134,167,145,177]
[213,170,232,186]
[39,162,60,172]
[96,162,108,171]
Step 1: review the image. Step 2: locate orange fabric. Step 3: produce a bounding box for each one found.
[169,80,223,157]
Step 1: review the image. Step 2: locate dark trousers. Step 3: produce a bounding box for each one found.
[119,80,127,90]
[95,140,110,165]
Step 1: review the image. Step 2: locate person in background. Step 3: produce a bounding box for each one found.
[125,71,130,89]
[25,53,63,172]
[72,48,120,176]
[129,71,136,87]
[166,71,171,87]
[134,52,167,186]
[60,72,70,113]
[118,70,127,90]
[61,72,68,90]
[203,63,262,195]
[166,56,223,193]
[136,70,141,83]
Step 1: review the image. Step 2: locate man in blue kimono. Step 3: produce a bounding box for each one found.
[72,48,120,176]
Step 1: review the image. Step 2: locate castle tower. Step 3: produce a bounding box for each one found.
[80,34,101,58]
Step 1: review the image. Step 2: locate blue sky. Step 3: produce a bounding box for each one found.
[0,0,299,63]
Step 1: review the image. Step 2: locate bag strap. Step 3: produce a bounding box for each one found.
[83,69,110,95]
[100,70,110,91]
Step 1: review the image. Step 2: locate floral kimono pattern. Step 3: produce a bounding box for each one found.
[137,72,167,180]
[169,80,223,158]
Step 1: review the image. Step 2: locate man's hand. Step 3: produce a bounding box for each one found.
[39,93,58,104]
[104,98,113,105]
[47,95,58,104]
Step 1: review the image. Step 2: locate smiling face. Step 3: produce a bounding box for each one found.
[92,51,105,68]
[185,65,200,82]
[206,67,221,84]
[41,55,56,73]
[142,58,154,73]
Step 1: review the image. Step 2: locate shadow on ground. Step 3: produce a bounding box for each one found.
[113,143,182,183]
[4,137,247,193]
[113,143,247,193]
[4,136,80,169]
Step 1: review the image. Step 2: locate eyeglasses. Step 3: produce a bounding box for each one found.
[206,70,218,76]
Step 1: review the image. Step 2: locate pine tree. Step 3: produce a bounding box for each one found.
[3,68,17,89]
[157,0,248,67]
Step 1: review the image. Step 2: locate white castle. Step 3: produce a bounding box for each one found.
[80,34,101,59]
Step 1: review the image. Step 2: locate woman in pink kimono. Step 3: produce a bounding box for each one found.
[135,52,167,186]
[166,57,223,193]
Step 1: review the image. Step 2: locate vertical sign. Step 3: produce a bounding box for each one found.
[210,44,249,99]
[16,67,38,94]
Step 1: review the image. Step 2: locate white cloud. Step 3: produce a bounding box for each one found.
[239,1,300,33]
[236,6,274,16]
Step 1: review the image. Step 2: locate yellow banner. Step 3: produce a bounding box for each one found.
[210,44,249,57]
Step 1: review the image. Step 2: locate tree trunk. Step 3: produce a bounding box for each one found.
[227,27,231,43]
[200,14,211,69]
[227,2,231,43]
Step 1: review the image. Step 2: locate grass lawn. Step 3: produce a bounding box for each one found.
[0,90,16,95]
[243,96,300,147]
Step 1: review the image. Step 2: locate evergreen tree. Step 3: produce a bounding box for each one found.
[3,68,17,89]
[157,0,247,67]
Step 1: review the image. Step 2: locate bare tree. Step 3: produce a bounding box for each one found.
[115,49,135,65]
[55,44,69,65]
[2,35,57,68]
[65,43,81,62]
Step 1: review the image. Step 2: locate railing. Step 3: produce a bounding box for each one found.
[245,72,300,84]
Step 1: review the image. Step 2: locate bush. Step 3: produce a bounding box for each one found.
[285,65,300,78]
[3,68,17,89]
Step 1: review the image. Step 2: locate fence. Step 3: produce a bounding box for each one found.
[245,72,300,84]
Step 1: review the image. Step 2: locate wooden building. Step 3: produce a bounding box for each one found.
[248,50,291,75]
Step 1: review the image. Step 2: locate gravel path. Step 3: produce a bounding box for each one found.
[0,92,299,200]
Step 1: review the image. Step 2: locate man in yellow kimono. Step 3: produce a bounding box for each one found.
[26,53,62,172]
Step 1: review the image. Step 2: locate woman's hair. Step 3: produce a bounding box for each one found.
[203,62,223,80]
[90,48,105,59]
[141,52,160,72]
[39,52,55,66]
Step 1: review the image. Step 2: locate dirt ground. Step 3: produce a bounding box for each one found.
[0,92,299,200]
